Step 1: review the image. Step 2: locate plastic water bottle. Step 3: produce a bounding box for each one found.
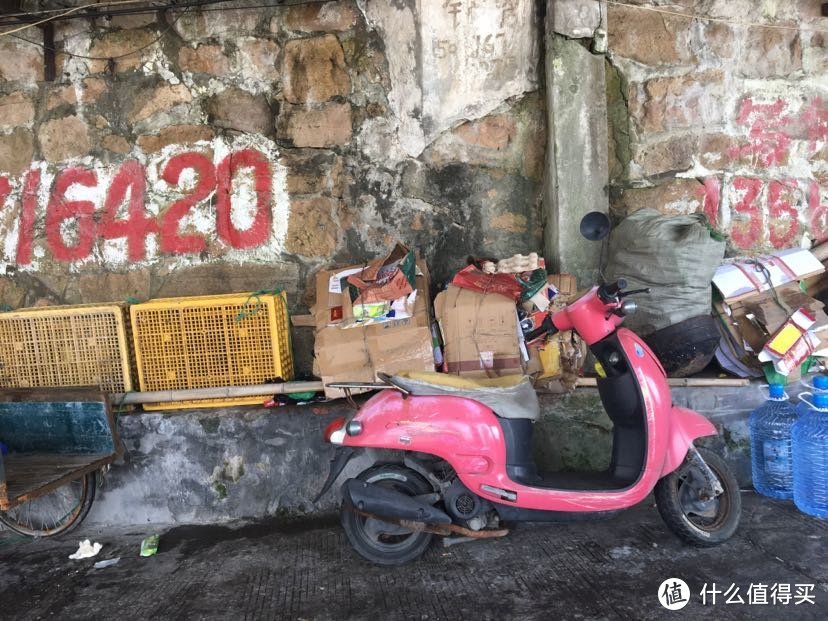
[749,384,798,500]
[792,391,828,518]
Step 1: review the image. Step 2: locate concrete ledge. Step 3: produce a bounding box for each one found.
[79,385,762,526]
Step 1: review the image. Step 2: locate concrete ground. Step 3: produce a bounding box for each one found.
[0,493,824,620]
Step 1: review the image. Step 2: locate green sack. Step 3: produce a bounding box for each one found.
[604,209,726,336]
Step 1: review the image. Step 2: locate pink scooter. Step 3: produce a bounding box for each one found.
[317,232,741,566]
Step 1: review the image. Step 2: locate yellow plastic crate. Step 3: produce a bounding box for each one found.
[0,304,133,393]
[130,292,294,410]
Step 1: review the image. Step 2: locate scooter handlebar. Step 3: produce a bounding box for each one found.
[598,279,627,302]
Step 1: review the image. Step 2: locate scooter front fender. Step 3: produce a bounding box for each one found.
[660,405,718,477]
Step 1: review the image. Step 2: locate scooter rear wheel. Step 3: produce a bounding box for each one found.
[341,464,434,566]
[654,448,741,547]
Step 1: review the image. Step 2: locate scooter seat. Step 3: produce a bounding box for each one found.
[387,371,540,420]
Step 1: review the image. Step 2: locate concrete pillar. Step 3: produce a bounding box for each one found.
[544,1,609,287]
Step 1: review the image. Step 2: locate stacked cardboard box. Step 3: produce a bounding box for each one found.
[312,248,435,399]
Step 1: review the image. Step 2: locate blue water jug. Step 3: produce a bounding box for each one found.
[792,390,828,518]
[795,375,828,416]
[749,384,798,500]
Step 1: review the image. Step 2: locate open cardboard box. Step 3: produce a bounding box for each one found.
[312,253,435,399]
[715,279,828,379]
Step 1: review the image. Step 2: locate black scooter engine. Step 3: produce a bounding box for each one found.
[444,479,487,521]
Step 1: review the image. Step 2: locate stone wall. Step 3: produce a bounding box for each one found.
[0,1,545,314]
[606,0,827,254]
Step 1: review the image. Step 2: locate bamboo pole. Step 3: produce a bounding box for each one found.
[113,376,749,405]
[112,381,325,405]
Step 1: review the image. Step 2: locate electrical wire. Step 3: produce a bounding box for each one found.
[9,5,188,61]
[0,1,160,19]
[3,0,314,62]
[600,0,828,34]
[0,0,156,36]
[0,0,327,29]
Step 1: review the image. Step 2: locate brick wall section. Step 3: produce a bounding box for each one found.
[0,2,544,312]
[607,0,827,255]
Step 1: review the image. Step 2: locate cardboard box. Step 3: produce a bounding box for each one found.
[714,280,828,378]
[713,249,824,303]
[547,273,578,299]
[312,255,434,399]
[435,285,522,377]
[315,318,435,399]
[312,259,431,329]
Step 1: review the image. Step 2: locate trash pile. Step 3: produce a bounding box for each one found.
[311,215,828,395]
[312,243,437,399]
[437,256,585,389]
[600,208,828,384]
[312,242,585,396]
[713,248,828,381]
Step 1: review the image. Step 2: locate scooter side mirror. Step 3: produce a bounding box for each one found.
[579,211,611,241]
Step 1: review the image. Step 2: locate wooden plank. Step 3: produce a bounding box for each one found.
[0,387,108,403]
[112,381,325,404]
[575,377,749,388]
[290,314,316,327]
[0,453,113,510]
[811,241,828,262]
[665,377,750,387]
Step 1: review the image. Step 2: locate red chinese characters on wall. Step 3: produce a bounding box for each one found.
[1,147,277,265]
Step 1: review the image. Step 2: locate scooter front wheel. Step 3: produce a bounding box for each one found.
[341,464,434,566]
[654,448,741,547]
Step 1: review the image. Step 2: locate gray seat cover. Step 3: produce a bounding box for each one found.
[389,375,539,421]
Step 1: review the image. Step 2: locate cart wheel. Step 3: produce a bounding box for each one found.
[0,472,97,538]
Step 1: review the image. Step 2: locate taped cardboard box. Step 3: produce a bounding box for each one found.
[315,319,435,399]
[435,285,522,377]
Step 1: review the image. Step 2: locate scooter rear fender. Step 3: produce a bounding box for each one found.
[660,405,718,477]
